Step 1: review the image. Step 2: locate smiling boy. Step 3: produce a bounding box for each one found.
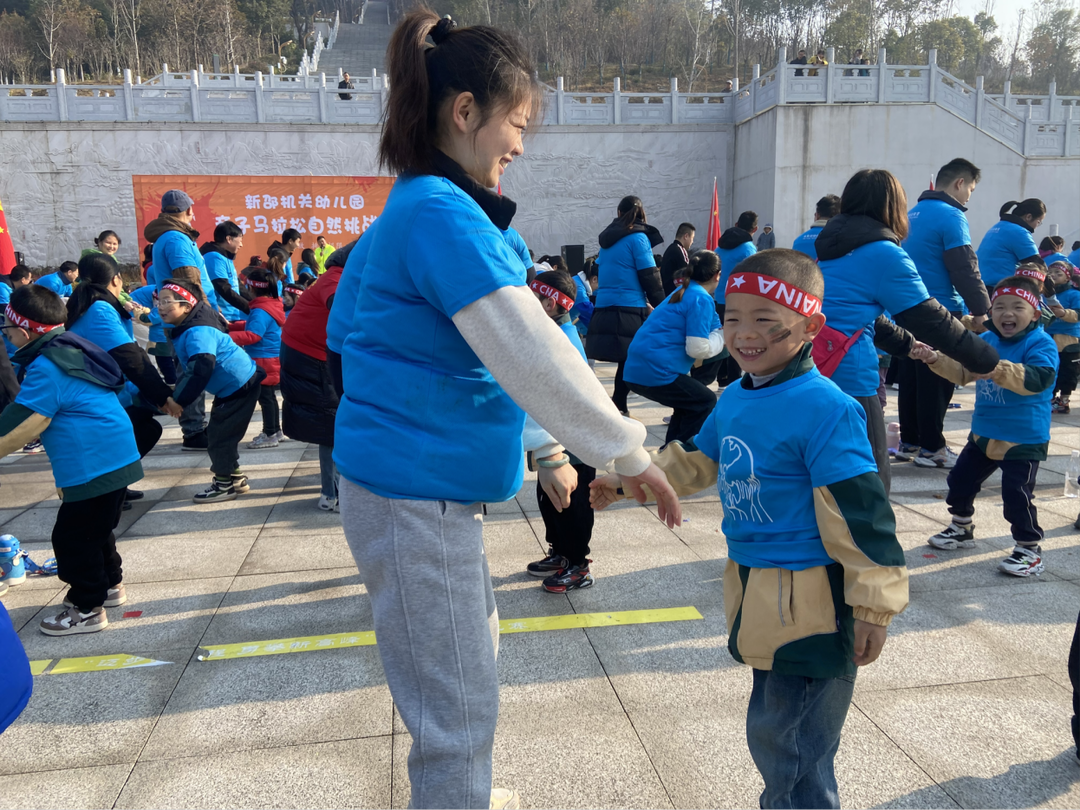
[592,249,908,809]
[917,274,1058,576]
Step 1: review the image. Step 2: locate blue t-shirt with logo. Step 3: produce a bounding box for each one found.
[15,352,140,489]
[624,282,720,387]
[903,198,971,312]
[693,367,878,570]
[976,221,1039,288]
[595,233,656,309]
[819,241,929,397]
[204,251,244,322]
[792,226,823,261]
[334,175,529,503]
[971,327,1058,445]
[172,324,256,398]
[34,272,71,298]
[716,242,758,305]
[1047,288,1080,338]
[151,230,218,309]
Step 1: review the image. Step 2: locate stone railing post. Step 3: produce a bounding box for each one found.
[751,63,759,110]
[612,76,621,125]
[927,49,937,104]
[975,75,985,128]
[319,72,328,122]
[556,76,565,124]
[1003,80,1012,112]
[1049,80,1058,120]
[254,71,265,123]
[123,68,134,121]
[776,47,787,106]
[190,69,201,122]
[55,67,68,121]
[825,56,835,104]
[161,63,169,87]
[1021,103,1031,154]
[877,48,887,102]
[234,65,242,88]
[1064,106,1074,157]
[670,77,679,124]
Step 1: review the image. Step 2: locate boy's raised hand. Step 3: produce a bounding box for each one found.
[622,463,682,528]
[853,619,888,666]
[589,474,624,511]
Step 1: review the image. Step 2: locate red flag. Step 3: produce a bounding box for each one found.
[929,173,935,191]
[0,195,15,275]
[706,178,721,251]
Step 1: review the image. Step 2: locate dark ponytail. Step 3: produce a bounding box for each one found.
[246,268,279,299]
[379,8,542,176]
[670,250,720,304]
[66,253,122,327]
[617,195,646,229]
[1000,199,1046,219]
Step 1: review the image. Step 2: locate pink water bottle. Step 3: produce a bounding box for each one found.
[886,422,901,454]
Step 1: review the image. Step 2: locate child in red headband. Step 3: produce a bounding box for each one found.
[916,274,1059,576]
[592,249,907,807]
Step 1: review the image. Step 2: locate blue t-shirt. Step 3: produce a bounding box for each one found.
[326,229,375,356]
[595,232,656,308]
[819,241,930,397]
[151,230,218,309]
[903,198,971,312]
[503,227,532,270]
[172,324,256,398]
[693,367,878,570]
[0,282,14,356]
[204,251,244,322]
[1047,288,1080,337]
[130,285,167,344]
[1044,252,1071,269]
[792,226,823,261]
[0,603,31,734]
[67,300,134,352]
[239,306,282,359]
[624,282,720,386]
[34,272,71,298]
[971,327,1058,445]
[334,174,528,503]
[1069,248,1080,268]
[976,221,1039,288]
[15,352,140,489]
[716,241,757,305]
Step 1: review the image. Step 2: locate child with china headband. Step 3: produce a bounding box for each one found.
[591,249,908,810]
[918,274,1059,577]
[0,285,143,636]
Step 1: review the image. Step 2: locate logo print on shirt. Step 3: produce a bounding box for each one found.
[976,378,1006,405]
[718,436,772,523]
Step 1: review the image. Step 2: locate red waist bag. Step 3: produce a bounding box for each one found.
[811,324,865,378]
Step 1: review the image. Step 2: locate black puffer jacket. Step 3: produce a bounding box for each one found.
[281,343,338,447]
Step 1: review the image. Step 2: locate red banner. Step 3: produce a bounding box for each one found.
[0,196,16,275]
[132,175,395,264]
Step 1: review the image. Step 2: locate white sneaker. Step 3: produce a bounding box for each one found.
[248,432,280,449]
[273,430,287,443]
[928,522,975,550]
[490,789,520,810]
[999,545,1045,577]
[317,495,339,512]
[912,446,959,469]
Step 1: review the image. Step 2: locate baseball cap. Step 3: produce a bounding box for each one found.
[161,190,194,213]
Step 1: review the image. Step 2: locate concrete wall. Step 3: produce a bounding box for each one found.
[0,122,731,268]
[755,104,1080,250]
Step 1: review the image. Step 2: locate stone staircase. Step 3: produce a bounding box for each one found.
[317,2,392,79]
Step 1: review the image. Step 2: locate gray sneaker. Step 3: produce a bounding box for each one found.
[40,605,108,636]
[65,583,126,608]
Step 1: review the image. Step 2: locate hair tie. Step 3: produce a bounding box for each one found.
[431,16,456,45]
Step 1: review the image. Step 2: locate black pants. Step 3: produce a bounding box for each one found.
[52,487,126,612]
[946,441,1042,545]
[154,354,177,385]
[536,463,596,566]
[258,385,280,435]
[897,355,955,451]
[208,371,265,478]
[126,405,163,459]
[854,394,890,495]
[1069,611,1080,751]
[628,375,717,445]
[613,362,630,413]
[1055,347,1080,397]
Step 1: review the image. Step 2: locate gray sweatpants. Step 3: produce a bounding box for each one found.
[340,479,499,810]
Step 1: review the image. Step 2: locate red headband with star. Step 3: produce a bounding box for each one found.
[530,279,575,311]
[4,304,63,335]
[991,286,1041,309]
[725,271,822,317]
[1015,266,1046,283]
[162,283,198,307]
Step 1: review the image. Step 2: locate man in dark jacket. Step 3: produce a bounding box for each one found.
[897,158,989,469]
[338,72,355,101]
[659,222,695,296]
[791,49,808,76]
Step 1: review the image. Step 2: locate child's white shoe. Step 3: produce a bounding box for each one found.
[248,432,279,449]
[317,495,339,512]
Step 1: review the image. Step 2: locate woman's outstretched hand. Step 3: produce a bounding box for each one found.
[620,462,682,528]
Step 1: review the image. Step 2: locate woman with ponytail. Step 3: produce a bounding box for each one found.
[65,254,179,504]
[332,10,679,808]
[623,250,725,444]
[977,199,1047,288]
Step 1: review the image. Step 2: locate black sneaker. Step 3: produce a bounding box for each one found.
[527,550,568,578]
[125,489,144,502]
[542,560,594,593]
[193,479,237,504]
[182,431,209,452]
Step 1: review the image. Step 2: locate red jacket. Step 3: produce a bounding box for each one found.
[281,266,343,362]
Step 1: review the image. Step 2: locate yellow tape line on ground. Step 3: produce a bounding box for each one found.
[28,654,172,675]
[197,606,704,662]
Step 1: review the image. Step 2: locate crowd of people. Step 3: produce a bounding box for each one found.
[1,10,1080,810]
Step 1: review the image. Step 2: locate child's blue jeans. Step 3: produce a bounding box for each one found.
[746,668,855,809]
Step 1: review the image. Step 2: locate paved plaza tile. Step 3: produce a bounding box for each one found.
[2,373,1080,808]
